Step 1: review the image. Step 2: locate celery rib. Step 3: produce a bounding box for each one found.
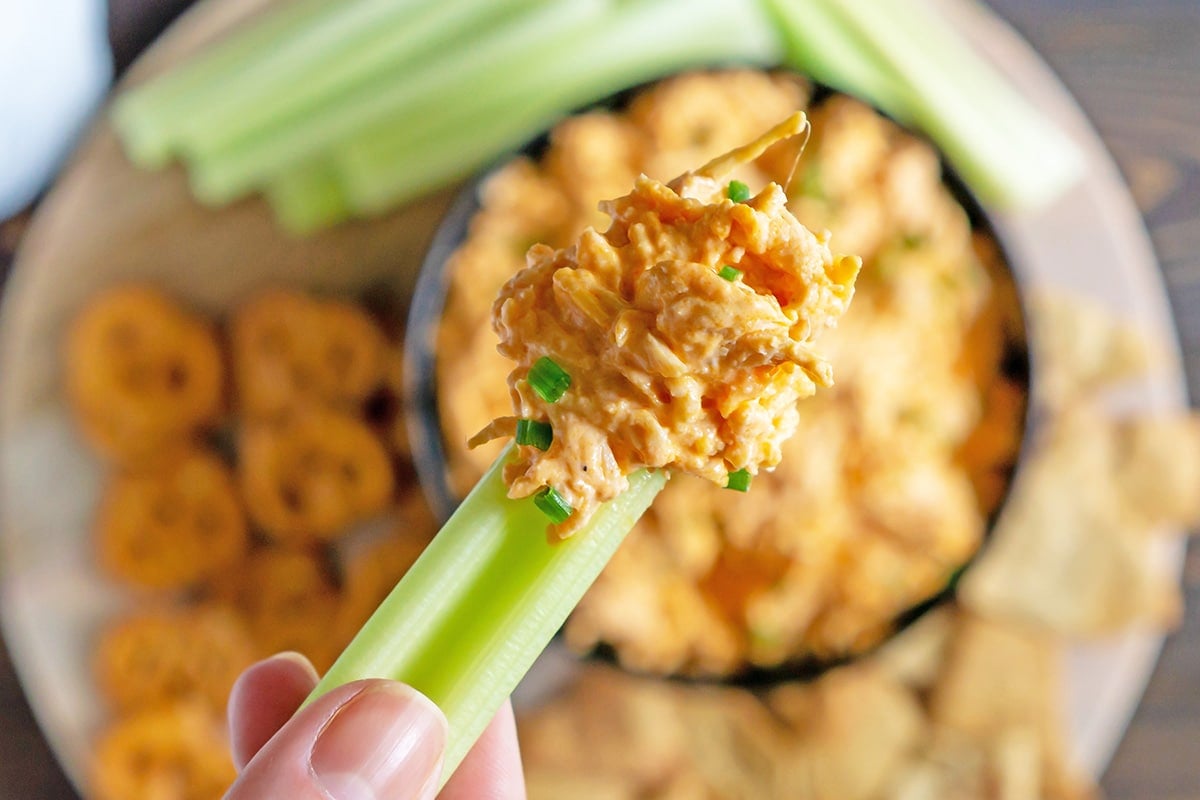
[178,0,549,164]
[337,0,781,213]
[308,445,666,785]
[262,161,350,234]
[110,0,343,168]
[776,0,1085,210]
[188,0,600,205]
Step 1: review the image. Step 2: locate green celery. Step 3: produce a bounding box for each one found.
[337,0,781,213]
[821,0,1085,209]
[263,161,350,234]
[111,0,342,168]
[761,0,908,122]
[309,445,667,785]
[178,0,547,162]
[187,0,600,205]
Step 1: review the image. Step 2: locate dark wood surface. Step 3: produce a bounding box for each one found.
[1,1,1198,797]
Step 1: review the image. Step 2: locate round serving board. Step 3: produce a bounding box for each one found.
[0,0,1186,792]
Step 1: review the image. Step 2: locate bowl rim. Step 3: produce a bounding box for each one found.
[402,71,1037,682]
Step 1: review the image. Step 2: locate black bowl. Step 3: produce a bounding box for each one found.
[403,76,1034,685]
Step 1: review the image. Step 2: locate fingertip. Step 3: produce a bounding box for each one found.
[228,652,321,769]
[441,700,526,800]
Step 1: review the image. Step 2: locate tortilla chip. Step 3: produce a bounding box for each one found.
[518,666,688,787]
[929,614,1059,741]
[1029,293,1155,407]
[676,686,786,799]
[525,770,638,800]
[960,410,1181,634]
[871,607,956,690]
[770,665,924,800]
[1112,414,1200,528]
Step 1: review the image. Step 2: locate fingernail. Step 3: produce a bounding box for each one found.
[309,684,446,800]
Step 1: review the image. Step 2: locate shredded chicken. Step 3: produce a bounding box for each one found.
[474,114,860,537]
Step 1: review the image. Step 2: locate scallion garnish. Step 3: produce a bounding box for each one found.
[533,485,574,524]
[515,418,554,451]
[718,265,743,282]
[528,356,571,403]
[726,179,751,203]
[725,468,752,492]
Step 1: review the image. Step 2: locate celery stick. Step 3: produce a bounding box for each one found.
[186,0,600,205]
[337,0,781,213]
[263,161,349,235]
[310,445,667,784]
[112,0,342,168]
[824,0,1085,209]
[114,0,439,168]
[178,0,548,161]
[762,0,909,122]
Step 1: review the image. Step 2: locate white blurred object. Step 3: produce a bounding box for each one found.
[0,0,113,218]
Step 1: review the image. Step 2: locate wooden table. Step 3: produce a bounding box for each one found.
[1,1,1197,796]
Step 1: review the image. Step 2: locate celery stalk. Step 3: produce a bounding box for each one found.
[337,0,781,213]
[111,0,342,168]
[817,0,1085,209]
[186,0,600,205]
[309,445,667,784]
[178,0,548,162]
[761,0,908,123]
[263,161,349,234]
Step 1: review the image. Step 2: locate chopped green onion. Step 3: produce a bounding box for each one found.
[725,468,752,492]
[533,486,574,524]
[515,418,554,451]
[717,265,743,282]
[528,356,571,403]
[726,179,751,203]
[308,445,665,786]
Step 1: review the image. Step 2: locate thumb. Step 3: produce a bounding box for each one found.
[226,679,448,800]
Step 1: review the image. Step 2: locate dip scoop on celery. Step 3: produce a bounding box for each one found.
[309,113,861,786]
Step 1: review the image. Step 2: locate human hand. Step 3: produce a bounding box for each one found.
[225,652,526,799]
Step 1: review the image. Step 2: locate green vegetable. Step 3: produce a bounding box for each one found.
[309,446,666,785]
[528,356,571,403]
[111,0,1081,229]
[767,0,1085,209]
[718,265,743,282]
[726,179,752,203]
[110,0,344,168]
[725,468,752,492]
[262,161,348,235]
[187,0,597,205]
[533,486,574,524]
[335,0,780,215]
[515,418,554,451]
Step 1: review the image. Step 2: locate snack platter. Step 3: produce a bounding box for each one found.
[0,0,1187,795]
